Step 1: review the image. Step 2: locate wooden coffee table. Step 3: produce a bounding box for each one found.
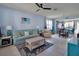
[25,36,45,51]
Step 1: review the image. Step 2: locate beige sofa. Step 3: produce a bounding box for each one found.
[42,29,52,38]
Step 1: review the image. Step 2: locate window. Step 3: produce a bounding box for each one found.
[46,19,52,30]
[64,21,74,28]
[58,23,62,29]
[76,22,79,33]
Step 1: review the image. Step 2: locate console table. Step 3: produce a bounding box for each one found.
[0,36,12,47]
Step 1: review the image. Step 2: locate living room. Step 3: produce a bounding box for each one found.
[0,3,79,56]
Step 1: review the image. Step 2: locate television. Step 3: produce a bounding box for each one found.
[0,27,2,37]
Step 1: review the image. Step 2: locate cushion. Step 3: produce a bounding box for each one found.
[32,30,38,35]
[24,31,29,36]
[19,32,24,36]
[29,30,33,35]
[14,31,24,38]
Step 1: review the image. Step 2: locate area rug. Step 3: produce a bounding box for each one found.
[23,42,53,56]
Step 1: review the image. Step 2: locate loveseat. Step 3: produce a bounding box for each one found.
[42,29,52,38]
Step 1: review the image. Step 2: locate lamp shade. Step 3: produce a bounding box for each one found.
[36,26,40,29]
[6,26,12,30]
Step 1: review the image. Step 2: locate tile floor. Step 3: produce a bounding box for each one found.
[17,34,69,56]
[38,34,67,56]
[0,34,74,56]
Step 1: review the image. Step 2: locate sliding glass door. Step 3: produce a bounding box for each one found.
[76,21,79,33]
[64,21,74,29]
[46,19,52,30]
[75,21,79,39]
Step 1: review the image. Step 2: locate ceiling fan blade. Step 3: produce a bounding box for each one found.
[43,8,52,10]
[36,9,40,12]
[35,3,52,11]
[40,4,43,8]
[35,3,41,8]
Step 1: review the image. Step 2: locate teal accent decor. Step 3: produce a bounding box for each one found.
[51,26,54,33]
[7,30,13,36]
[22,17,30,24]
[68,43,79,56]
[51,20,55,34]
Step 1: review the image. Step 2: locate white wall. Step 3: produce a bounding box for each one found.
[0,6,45,30]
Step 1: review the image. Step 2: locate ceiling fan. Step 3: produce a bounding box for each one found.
[35,3,52,12]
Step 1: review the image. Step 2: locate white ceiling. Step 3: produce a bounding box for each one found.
[0,3,79,18]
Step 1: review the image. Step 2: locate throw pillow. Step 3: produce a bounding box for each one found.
[24,31,29,36]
